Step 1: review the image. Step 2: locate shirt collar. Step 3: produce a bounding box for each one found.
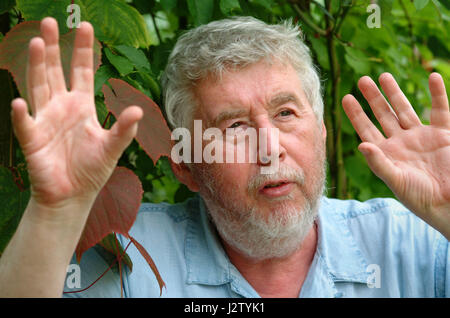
[185,196,232,286]
[184,196,370,288]
[315,197,370,283]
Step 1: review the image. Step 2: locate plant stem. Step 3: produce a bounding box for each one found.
[63,240,132,295]
[325,0,346,199]
[150,11,163,44]
[292,3,327,36]
[102,112,112,129]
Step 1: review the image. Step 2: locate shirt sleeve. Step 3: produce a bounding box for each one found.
[62,246,123,298]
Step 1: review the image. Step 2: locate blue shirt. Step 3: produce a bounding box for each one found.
[63,195,449,297]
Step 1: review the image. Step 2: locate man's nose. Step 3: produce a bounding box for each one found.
[256,119,285,166]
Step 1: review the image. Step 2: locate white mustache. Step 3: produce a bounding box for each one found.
[247,165,305,194]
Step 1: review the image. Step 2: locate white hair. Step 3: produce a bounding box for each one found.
[161,16,323,130]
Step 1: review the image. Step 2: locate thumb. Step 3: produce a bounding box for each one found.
[359,142,399,188]
[11,98,35,148]
[104,106,143,162]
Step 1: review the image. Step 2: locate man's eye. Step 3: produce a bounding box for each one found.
[279,110,293,117]
[229,121,242,128]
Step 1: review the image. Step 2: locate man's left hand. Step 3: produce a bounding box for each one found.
[342,72,450,240]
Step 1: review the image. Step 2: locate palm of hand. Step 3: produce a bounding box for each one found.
[376,126,450,214]
[11,18,142,207]
[24,92,109,204]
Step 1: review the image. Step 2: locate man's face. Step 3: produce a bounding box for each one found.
[189,59,327,260]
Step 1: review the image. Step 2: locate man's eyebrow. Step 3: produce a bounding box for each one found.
[212,93,302,128]
[268,92,302,109]
[213,108,248,128]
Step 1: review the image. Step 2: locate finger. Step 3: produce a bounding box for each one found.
[70,22,94,93]
[342,94,385,144]
[40,17,67,94]
[429,72,450,129]
[26,37,50,116]
[379,73,422,129]
[358,76,400,137]
[358,142,399,190]
[104,106,143,162]
[11,98,35,148]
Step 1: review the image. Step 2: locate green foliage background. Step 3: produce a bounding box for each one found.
[0,0,449,254]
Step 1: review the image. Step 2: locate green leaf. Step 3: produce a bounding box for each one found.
[114,45,151,72]
[94,65,116,96]
[249,0,274,10]
[104,47,134,76]
[414,0,430,10]
[220,0,241,15]
[187,0,214,26]
[309,37,329,70]
[174,184,195,203]
[344,154,371,188]
[0,0,15,14]
[137,71,161,100]
[344,47,371,75]
[95,98,109,127]
[81,0,152,48]
[160,0,177,11]
[0,166,30,254]
[132,0,155,14]
[125,76,153,99]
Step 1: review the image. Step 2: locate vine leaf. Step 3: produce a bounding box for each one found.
[81,0,152,48]
[128,235,166,296]
[102,78,173,164]
[95,233,133,272]
[0,21,102,103]
[75,166,143,263]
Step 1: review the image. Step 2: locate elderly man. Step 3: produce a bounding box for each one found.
[0,16,448,298]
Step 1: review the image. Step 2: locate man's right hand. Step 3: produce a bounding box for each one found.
[0,18,142,297]
[11,17,143,214]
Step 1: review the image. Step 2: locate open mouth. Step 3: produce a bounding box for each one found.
[259,180,294,198]
[263,181,288,189]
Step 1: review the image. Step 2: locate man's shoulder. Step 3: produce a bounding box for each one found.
[317,197,448,297]
[320,196,442,241]
[319,196,447,279]
[321,196,410,219]
[128,195,202,241]
[134,195,201,224]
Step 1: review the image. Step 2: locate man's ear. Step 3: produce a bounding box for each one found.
[169,158,200,192]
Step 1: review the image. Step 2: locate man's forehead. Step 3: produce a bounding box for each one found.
[191,60,309,126]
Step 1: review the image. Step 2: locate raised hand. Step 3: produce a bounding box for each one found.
[342,73,450,239]
[10,18,143,209]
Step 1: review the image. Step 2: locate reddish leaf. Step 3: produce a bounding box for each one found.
[128,235,166,296]
[0,21,102,102]
[103,78,173,164]
[76,167,143,263]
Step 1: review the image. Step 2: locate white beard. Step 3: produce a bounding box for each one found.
[203,191,322,261]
